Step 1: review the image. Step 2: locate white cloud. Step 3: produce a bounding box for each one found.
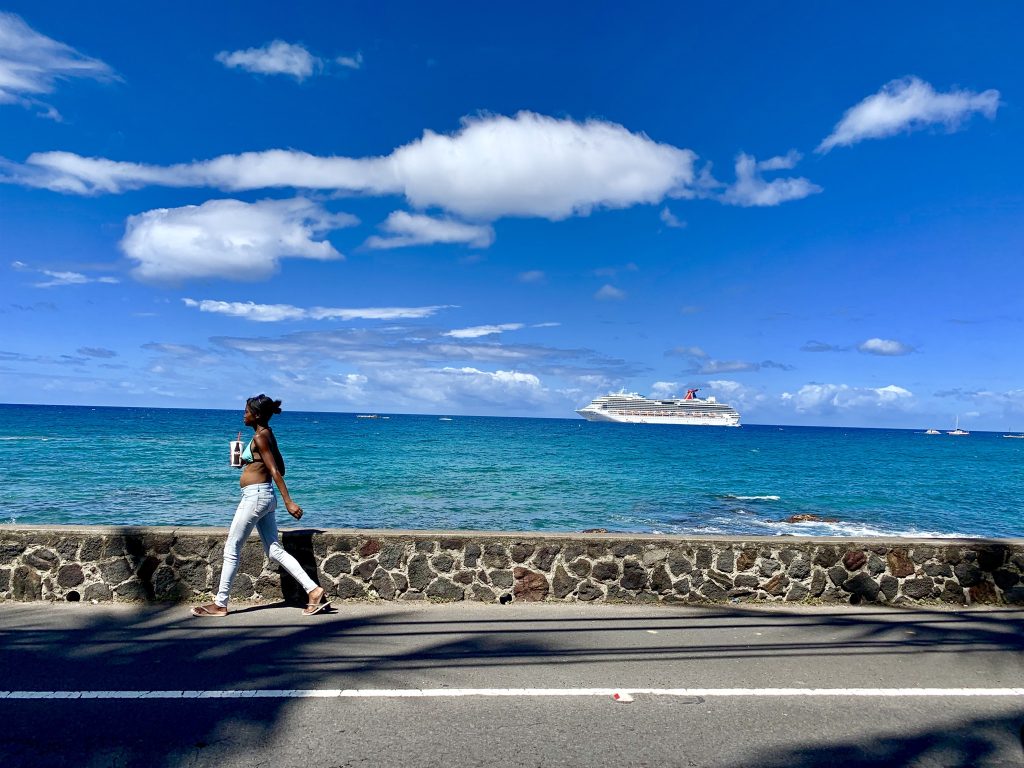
[705,379,769,411]
[594,284,626,301]
[858,337,914,356]
[667,345,708,358]
[757,150,802,171]
[781,382,914,413]
[721,153,822,207]
[33,270,119,288]
[818,76,1000,152]
[336,52,363,70]
[6,111,699,221]
[659,206,686,228]
[215,40,320,80]
[518,270,545,283]
[120,198,356,283]
[443,323,524,339]
[182,298,453,323]
[0,12,115,117]
[435,366,546,403]
[365,211,495,249]
[650,381,678,398]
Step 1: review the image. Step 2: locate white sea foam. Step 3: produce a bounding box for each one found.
[724,494,780,502]
[763,519,975,539]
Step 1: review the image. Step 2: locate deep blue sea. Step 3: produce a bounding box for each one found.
[2,403,1021,538]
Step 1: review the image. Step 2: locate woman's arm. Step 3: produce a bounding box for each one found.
[254,431,303,520]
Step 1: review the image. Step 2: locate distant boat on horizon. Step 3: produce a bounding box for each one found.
[924,428,941,435]
[947,416,969,436]
[356,414,379,419]
[439,417,453,421]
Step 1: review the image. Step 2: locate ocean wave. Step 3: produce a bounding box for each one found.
[761,519,976,539]
[723,494,780,502]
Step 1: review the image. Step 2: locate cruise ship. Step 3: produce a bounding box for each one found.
[576,389,741,426]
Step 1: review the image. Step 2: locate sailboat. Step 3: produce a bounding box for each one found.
[947,416,969,436]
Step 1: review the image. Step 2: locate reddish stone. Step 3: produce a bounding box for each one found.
[358,539,381,557]
[842,550,867,571]
[512,567,549,602]
[886,548,915,578]
[969,581,999,605]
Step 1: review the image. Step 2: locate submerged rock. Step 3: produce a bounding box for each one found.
[781,514,839,524]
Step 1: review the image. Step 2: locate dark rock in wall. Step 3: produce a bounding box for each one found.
[322,554,352,576]
[620,560,648,591]
[695,548,713,569]
[470,583,496,602]
[779,549,801,567]
[464,543,482,568]
[356,559,378,581]
[843,573,880,601]
[439,538,465,551]
[923,562,952,578]
[12,566,41,601]
[336,576,366,600]
[809,569,827,597]
[510,543,535,563]
[568,558,592,578]
[787,558,811,580]
[734,574,759,589]
[866,556,885,576]
[453,569,474,585]
[611,542,643,558]
[490,569,514,589]
[940,581,966,604]
[407,554,434,591]
[716,550,735,573]
[24,548,59,572]
[0,539,26,565]
[83,583,112,602]
[786,583,809,602]
[902,577,934,599]
[100,558,133,585]
[57,563,84,588]
[879,575,898,601]
[534,545,561,571]
[576,581,602,601]
[482,544,509,569]
[415,540,436,554]
[0,567,9,593]
[976,547,1006,572]
[993,569,1020,590]
[378,544,406,570]
[650,565,673,593]
[954,562,984,587]
[427,577,465,602]
[431,553,455,573]
[699,580,728,601]
[1003,586,1024,605]
[592,560,620,582]
[813,546,840,568]
[552,565,578,599]
[827,566,848,587]
[668,550,693,576]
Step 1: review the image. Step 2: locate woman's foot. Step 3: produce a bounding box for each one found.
[303,586,328,616]
[191,603,228,617]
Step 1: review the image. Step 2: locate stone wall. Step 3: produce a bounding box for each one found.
[1,525,1022,606]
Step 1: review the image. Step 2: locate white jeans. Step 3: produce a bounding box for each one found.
[215,482,317,607]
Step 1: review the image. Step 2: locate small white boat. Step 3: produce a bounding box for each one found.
[439,417,453,421]
[1003,433,1024,439]
[356,414,379,419]
[947,416,969,436]
[924,428,941,435]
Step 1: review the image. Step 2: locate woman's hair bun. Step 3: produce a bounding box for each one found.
[246,394,283,420]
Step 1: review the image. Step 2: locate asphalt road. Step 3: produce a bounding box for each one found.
[1,601,1023,768]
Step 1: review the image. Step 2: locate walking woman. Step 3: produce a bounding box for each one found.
[192,394,328,617]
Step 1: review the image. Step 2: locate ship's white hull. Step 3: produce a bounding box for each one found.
[576,408,740,426]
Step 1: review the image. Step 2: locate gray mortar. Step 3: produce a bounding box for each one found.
[0,525,1022,607]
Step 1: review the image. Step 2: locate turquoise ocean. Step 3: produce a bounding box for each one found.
[2,403,1021,538]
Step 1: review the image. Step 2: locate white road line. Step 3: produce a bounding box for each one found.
[1,687,1023,700]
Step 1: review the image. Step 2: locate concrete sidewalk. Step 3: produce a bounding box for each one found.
[1,601,1023,767]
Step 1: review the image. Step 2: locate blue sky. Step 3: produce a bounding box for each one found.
[1,3,1022,429]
